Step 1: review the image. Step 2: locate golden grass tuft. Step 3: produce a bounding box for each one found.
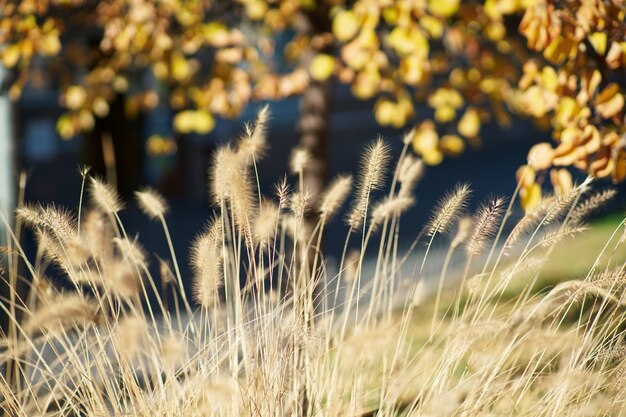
[135,187,169,219]
[466,196,507,255]
[427,183,471,236]
[319,175,352,222]
[89,177,123,214]
[191,219,223,308]
[2,107,626,417]
[347,137,391,229]
[24,294,99,334]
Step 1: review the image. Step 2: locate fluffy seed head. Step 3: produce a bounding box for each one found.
[19,205,79,245]
[427,183,471,236]
[545,187,581,224]
[505,198,554,251]
[15,204,44,228]
[319,175,352,222]
[40,205,78,243]
[254,200,280,244]
[135,188,169,219]
[570,188,617,224]
[210,146,241,204]
[160,334,187,368]
[466,196,507,255]
[90,177,123,214]
[106,260,142,299]
[210,146,255,238]
[77,164,91,178]
[82,209,111,260]
[398,155,425,197]
[238,105,270,160]
[191,219,223,308]
[539,225,587,248]
[402,128,416,145]
[347,137,392,229]
[290,191,310,220]
[158,258,176,284]
[231,171,256,240]
[360,137,391,194]
[289,147,311,175]
[24,294,99,334]
[114,237,147,266]
[371,196,415,229]
[451,216,472,249]
[274,175,290,208]
[113,315,147,363]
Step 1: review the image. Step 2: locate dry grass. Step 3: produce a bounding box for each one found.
[1,108,625,417]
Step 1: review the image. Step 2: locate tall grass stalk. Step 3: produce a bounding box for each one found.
[1,109,625,417]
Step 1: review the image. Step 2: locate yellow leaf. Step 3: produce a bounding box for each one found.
[428,0,460,17]
[540,66,558,91]
[411,122,439,155]
[605,41,623,69]
[387,27,427,57]
[375,100,395,126]
[520,183,541,212]
[389,105,408,128]
[64,86,87,110]
[515,165,536,188]
[2,44,20,68]
[351,70,379,99]
[56,114,75,140]
[400,56,425,85]
[550,168,573,196]
[485,21,506,41]
[543,35,576,64]
[172,53,191,82]
[173,110,195,134]
[588,32,607,55]
[439,134,465,156]
[93,97,110,118]
[613,148,626,184]
[420,15,444,38]
[422,148,444,166]
[40,34,61,56]
[595,83,624,119]
[193,110,215,134]
[555,97,581,127]
[113,76,129,93]
[78,109,94,131]
[309,54,335,82]
[153,61,169,80]
[204,23,230,47]
[245,0,267,20]
[521,85,556,118]
[457,108,480,138]
[382,6,399,24]
[333,10,359,42]
[527,142,554,171]
[434,105,456,123]
[579,69,602,102]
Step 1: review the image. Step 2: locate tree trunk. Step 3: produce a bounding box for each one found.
[295,6,332,415]
[298,79,331,223]
[84,94,144,197]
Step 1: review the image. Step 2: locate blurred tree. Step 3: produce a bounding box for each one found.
[1,0,625,209]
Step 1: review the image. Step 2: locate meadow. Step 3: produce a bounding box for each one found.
[1,108,626,417]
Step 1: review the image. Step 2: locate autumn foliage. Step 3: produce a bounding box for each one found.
[1,0,625,206]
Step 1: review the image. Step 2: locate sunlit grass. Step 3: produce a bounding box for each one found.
[1,109,625,416]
